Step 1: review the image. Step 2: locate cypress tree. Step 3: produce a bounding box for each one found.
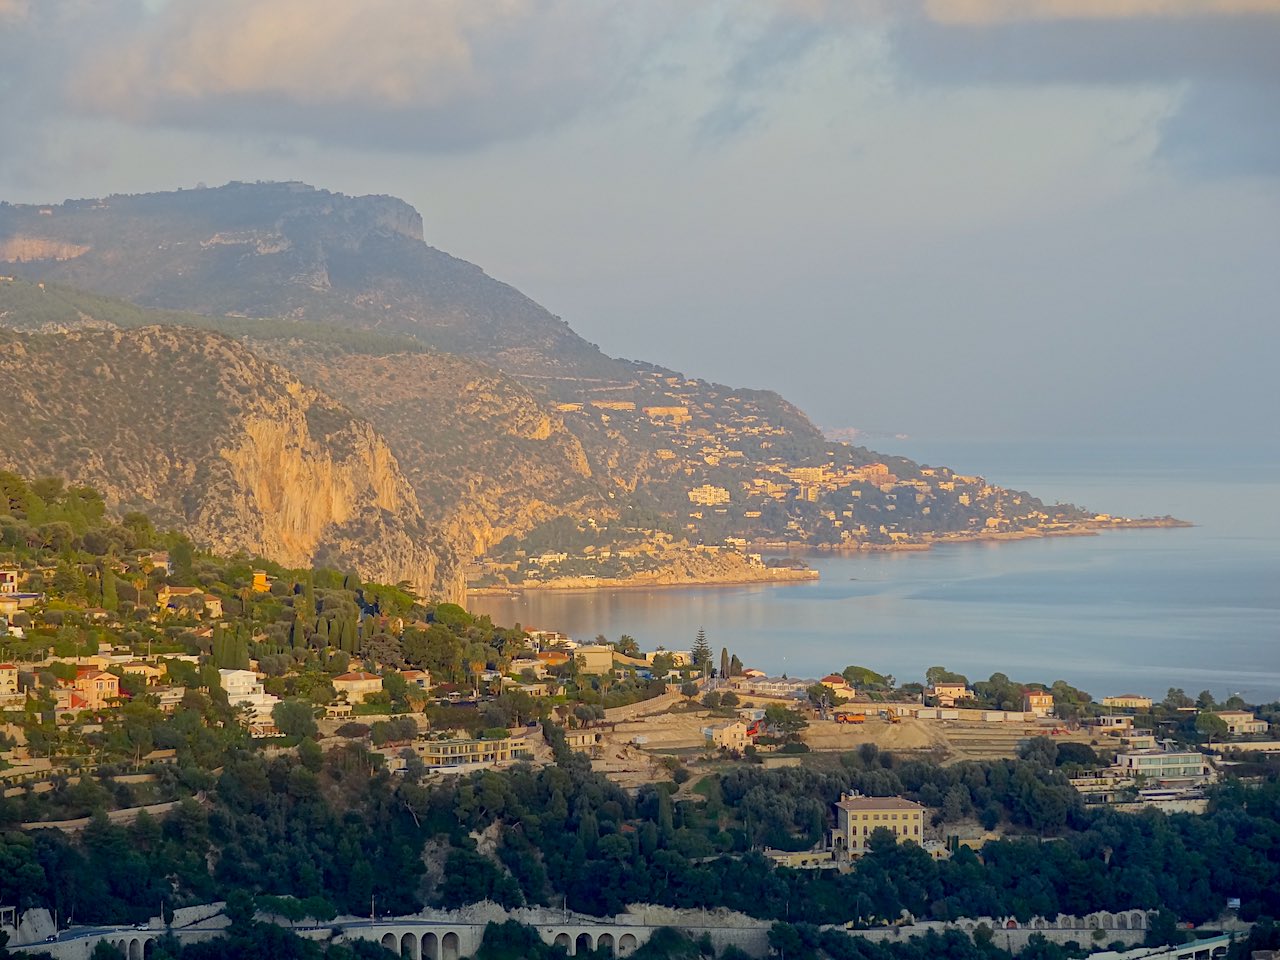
[101,568,119,612]
[720,647,730,680]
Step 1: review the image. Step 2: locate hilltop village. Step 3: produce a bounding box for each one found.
[470,370,1185,592]
[1,472,1278,960]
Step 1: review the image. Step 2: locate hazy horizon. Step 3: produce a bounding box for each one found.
[2,0,1277,447]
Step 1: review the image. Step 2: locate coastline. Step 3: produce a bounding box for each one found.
[467,566,819,596]
[750,516,1192,555]
[467,518,1190,596]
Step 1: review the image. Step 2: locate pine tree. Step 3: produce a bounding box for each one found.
[691,628,711,670]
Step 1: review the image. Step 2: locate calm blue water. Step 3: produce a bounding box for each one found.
[471,439,1280,703]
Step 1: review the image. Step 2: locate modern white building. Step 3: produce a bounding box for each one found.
[218,669,280,734]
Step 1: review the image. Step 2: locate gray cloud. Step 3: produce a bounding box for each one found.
[889,12,1280,175]
[49,0,679,153]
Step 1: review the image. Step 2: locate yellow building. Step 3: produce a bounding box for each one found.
[688,485,731,506]
[1102,694,1153,710]
[333,671,384,704]
[1214,711,1269,736]
[1024,691,1055,717]
[575,644,615,675]
[0,662,17,696]
[251,570,273,593]
[832,794,925,858]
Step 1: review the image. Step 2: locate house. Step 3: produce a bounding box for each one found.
[832,794,925,859]
[818,674,855,699]
[217,669,280,732]
[1114,748,1214,787]
[0,569,17,593]
[121,661,165,685]
[702,719,750,751]
[333,671,384,704]
[402,733,535,771]
[1088,715,1135,735]
[144,552,173,576]
[1213,710,1269,736]
[510,657,549,680]
[53,689,91,717]
[251,570,273,593]
[1102,694,1153,711]
[575,645,615,676]
[156,584,204,612]
[152,686,186,713]
[202,594,224,619]
[72,668,120,710]
[1023,690,1055,718]
[565,729,604,756]
[928,682,971,707]
[400,669,431,690]
[0,663,17,697]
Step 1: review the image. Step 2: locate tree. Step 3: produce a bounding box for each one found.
[720,648,730,680]
[1164,687,1194,709]
[729,654,743,677]
[1196,711,1228,747]
[691,628,711,670]
[616,634,640,658]
[925,666,967,687]
[680,681,699,701]
[272,699,318,740]
[764,704,808,736]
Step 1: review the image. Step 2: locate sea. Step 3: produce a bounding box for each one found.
[470,438,1280,704]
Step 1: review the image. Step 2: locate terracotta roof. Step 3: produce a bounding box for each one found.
[0,663,17,670]
[835,796,923,812]
[334,671,380,682]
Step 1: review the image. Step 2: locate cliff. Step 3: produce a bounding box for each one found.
[0,324,463,601]
[255,341,606,559]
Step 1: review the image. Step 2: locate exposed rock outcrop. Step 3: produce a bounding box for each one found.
[0,325,463,601]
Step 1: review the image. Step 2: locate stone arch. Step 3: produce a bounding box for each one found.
[129,938,143,960]
[1117,914,1129,930]
[1088,915,1099,929]
[382,932,399,953]
[1101,914,1114,930]
[618,933,639,956]
[554,933,572,953]
[401,931,419,959]
[598,932,615,956]
[1034,919,1046,930]
[441,931,460,960]
[1131,912,1146,930]
[1005,920,1018,930]
[577,932,594,955]
[423,931,439,960]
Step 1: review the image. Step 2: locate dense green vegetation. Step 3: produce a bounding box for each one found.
[4,726,1278,930]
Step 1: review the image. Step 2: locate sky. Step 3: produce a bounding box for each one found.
[1,0,1278,444]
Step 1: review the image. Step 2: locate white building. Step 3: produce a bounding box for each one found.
[218,669,280,733]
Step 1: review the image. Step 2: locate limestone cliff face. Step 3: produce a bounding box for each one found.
[0,325,463,601]
[253,343,605,559]
[0,237,89,262]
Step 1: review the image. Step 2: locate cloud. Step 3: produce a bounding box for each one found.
[68,0,677,152]
[889,10,1280,175]
[923,0,1280,23]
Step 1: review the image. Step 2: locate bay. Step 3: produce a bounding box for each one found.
[470,439,1280,703]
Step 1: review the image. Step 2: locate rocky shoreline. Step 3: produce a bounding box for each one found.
[752,516,1192,555]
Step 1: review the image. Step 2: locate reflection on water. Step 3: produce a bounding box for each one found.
[473,442,1280,702]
